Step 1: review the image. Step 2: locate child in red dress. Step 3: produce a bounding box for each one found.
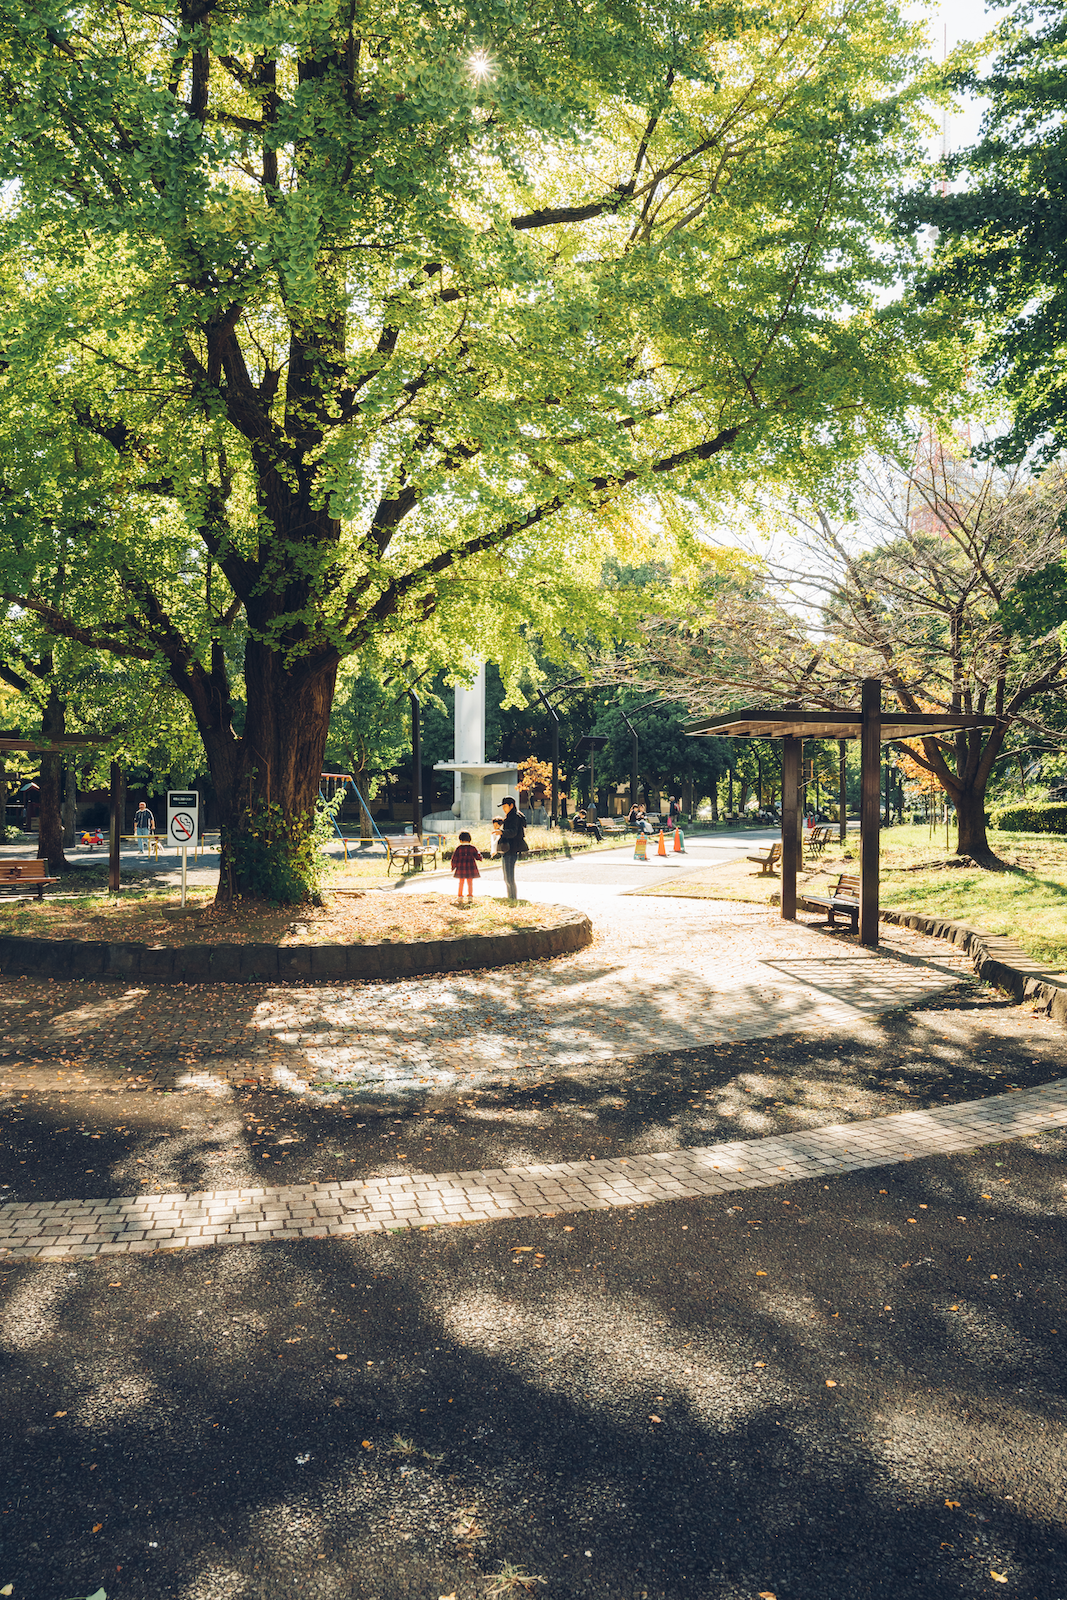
[451,831,482,900]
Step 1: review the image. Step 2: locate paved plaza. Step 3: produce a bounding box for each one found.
[1,835,1064,1263]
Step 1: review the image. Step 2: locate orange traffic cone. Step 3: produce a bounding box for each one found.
[657,828,667,856]
[633,832,648,861]
[673,827,685,853]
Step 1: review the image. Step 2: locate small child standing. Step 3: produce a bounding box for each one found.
[450,831,482,900]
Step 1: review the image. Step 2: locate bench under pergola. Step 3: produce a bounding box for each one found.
[687,678,995,948]
[0,734,123,890]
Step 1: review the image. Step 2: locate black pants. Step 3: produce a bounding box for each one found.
[501,850,517,899]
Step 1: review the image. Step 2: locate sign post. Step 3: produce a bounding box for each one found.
[167,791,200,908]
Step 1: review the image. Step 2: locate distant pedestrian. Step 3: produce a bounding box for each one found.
[451,831,482,900]
[134,800,155,855]
[498,796,527,900]
[584,798,603,841]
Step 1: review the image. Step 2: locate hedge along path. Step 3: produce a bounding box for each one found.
[3,1078,1067,1260]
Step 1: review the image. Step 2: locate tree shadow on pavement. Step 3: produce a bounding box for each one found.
[1,1135,1065,1600]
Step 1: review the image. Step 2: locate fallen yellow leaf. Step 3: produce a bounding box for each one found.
[991,1573,1008,1584]
[512,1246,533,1252]
[92,1523,103,1533]
[335,1353,348,1361]
[755,1270,768,1276]
[649,1415,662,1424]
[759,1592,777,1599]
[825,1379,837,1388]
[2,1584,13,1596]
[440,1593,458,1599]
[945,1500,961,1509]
[754,1362,766,1369]
[361,1440,373,1449]
[53,1410,67,1418]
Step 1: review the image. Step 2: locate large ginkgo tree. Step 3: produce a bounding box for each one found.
[0,0,951,899]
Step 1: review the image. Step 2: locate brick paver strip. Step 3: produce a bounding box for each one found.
[4,1078,1067,1259]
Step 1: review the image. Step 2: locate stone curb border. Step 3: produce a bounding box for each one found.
[881,907,1067,1020]
[0,909,593,985]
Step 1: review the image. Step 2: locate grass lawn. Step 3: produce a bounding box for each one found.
[634,823,1067,971]
[879,824,1067,971]
[335,823,623,880]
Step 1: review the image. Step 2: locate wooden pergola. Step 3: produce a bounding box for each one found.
[687,678,995,948]
[0,734,123,892]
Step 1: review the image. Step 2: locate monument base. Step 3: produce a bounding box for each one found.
[432,762,519,824]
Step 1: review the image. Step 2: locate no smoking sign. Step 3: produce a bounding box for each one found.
[167,791,200,847]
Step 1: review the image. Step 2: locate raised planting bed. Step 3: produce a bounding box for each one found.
[0,891,593,983]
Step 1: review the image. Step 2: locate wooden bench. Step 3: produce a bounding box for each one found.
[747,840,782,875]
[0,859,59,899]
[799,872,860,929]
[805,824,833,858]
[384,835,440,875]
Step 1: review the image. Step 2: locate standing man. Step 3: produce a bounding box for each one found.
[134,799,155,855]
[498,796,526,900]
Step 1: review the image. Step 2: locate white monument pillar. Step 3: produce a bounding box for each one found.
[431,662,519,825]
[453,666,486,806]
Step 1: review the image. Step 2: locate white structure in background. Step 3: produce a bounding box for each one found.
[428,664,519,831]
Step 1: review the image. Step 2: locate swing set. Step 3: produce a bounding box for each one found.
[318,773,389,860]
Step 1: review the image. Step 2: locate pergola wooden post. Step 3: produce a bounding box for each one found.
[109,760,123,894]
[685,689,994,951]
[781,735,800,920]
[859,677,881,947]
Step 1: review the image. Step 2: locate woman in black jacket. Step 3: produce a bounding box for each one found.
[498,797,526,900]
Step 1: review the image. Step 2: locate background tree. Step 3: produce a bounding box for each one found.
[0,0,953,899]
[595,697,728,811]
[902,0,1067,463]
[778,443,1067,863]
[324,664,411,837]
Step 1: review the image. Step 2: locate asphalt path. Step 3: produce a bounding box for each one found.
[2,1129,1064,1600]
[3,988,1067,1600]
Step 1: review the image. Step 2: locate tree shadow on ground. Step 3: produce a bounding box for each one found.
[1,1138,1065,1600]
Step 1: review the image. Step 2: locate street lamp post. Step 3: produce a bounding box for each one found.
[620,711,640,813]
[537,689,561,826]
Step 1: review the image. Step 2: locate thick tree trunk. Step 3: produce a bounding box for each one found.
[38,687,70,875]
[197,637,339,904]
[954,784,1005,868]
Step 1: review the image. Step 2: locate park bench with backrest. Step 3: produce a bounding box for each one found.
[805,824,834,858]
[747,840,782,875]
[798,872,860,930]
[384,834,440,875]
[0,859,58,899]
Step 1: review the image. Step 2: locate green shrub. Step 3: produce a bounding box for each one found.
[221,790,344,903]
[990,802,1067,834]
